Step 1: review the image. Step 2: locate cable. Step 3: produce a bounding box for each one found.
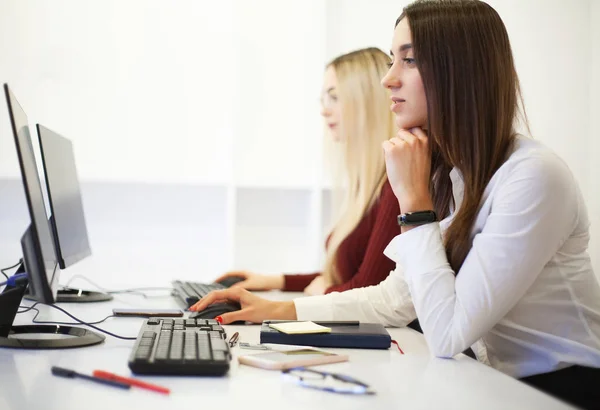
[107,287,174,297]
[0,273,28,288]
[62,274,173,298]
[62,274,112,291]
[1,259,23,281]
[18,304,116,326]
[17,302,136,341]
[17,305,38,314]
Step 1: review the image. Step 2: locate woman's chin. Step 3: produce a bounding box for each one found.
[325,128,342,142]
[395,117,426,130]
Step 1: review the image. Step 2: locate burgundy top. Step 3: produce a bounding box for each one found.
[283,180,401,293]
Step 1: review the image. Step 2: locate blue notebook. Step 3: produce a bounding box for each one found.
[260,320,392,349]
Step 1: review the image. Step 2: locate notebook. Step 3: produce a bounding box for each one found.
[268,321,331,334]
[260,320,392,349]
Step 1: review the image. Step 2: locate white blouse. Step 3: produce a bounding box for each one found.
[294,136,600,378]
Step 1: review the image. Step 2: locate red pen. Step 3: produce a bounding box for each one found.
[92,370,170,395]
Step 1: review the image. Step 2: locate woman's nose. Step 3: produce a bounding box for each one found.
[381,66,401,89]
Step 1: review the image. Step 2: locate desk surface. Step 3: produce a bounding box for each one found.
[0,291,574,410]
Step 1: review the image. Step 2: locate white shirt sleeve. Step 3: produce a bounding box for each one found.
[384,154,579,357]
[294,266,417,327]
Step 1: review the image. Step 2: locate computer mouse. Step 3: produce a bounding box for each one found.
[215,275,246,288]
[189,302,244,324]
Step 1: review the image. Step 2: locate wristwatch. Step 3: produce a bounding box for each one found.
[397,210,437,226]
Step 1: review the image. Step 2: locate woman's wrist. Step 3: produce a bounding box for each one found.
[271,275,285,290]
[273,301,297,320]
[399,195,434,214]
[399,195,435,233]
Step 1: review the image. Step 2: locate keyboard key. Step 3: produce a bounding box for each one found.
[198,347,212,360]
[154,349,169,361]
[212,351,226,361]
[135,347,152,360]
[183,335,197,361]
[211,338,228,351]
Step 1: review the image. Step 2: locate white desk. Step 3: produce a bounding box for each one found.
[0,291,574,410]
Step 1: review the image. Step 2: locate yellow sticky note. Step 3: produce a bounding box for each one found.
[268,321,331,334]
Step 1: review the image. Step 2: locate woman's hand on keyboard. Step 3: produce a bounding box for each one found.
[189,288,297,325]
[215,271,285,291]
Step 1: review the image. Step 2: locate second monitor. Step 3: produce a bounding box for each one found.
[36,124,112,302]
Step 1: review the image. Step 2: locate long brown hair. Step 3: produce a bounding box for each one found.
[398,0,527,272]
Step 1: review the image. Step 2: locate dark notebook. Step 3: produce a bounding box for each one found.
[260,320,392,349]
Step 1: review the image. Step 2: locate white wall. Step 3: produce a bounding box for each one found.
[233,0,325,188]
[0,0,328,188]
[590,0,600,276]
[0,0,238,185]
[489,0,591,196]
[325,0,408,60]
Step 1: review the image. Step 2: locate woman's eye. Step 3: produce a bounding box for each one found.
[403,58,416,66]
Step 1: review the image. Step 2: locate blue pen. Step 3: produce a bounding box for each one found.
[51,366,131,390]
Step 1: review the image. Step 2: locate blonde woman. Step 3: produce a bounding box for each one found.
[214,47,400,296]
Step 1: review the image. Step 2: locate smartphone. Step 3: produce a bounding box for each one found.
[238,348,348,370]
[112,308,183,317]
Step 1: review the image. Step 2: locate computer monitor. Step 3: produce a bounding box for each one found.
[36,124,112,302]
[0,83,104,348]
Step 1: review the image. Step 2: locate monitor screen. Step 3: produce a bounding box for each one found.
[37,124,92,269]
[4,84,59,303]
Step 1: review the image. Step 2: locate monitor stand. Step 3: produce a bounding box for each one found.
[57,288,113,303]
[0,275,105,349]
[23,288,113,303]
[16,264,113,303]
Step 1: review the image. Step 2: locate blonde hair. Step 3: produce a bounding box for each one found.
[322,47,397,285]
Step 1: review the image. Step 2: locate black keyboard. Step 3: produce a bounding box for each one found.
[128,317,231,376]
[172,280,226,308]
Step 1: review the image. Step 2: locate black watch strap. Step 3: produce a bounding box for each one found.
[397,210,437,226]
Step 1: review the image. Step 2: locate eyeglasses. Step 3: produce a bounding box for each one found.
[282,367,375,395]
